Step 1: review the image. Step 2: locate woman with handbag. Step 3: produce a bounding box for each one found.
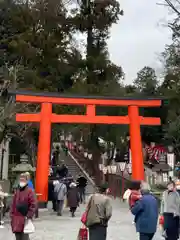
[83,184,112,240]
[10,173,36,240]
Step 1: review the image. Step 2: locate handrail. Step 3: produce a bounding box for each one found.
[68,151,96,187]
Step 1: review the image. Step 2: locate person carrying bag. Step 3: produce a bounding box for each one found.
[10,173,36,240]
[54,180,67,216]
[81,196,93,226]
[83,184,112,240]
[24,219,35,234]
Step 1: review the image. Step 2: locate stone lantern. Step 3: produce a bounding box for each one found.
[12,154,36,190]
[12,154,36,172]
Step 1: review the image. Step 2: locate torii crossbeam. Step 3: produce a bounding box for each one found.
[10,90,162,202]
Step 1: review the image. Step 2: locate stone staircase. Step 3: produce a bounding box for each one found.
[60,150,95,195]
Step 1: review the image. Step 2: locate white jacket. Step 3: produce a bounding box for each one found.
[123,189,131,201]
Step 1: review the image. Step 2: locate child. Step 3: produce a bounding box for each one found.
[128,181,142,224]
[128,180,142,208]
[129,189,142,208]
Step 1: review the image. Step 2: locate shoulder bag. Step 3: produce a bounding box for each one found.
[81,195,93,225]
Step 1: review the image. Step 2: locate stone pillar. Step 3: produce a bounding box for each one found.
[2,138,11,180]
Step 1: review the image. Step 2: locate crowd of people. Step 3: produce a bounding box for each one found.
[1,172,180,240]
[49,172,88,217]
[122,179,180,240]
[1,142,180,240]
[48,157,88,218]
[85,179,180,240]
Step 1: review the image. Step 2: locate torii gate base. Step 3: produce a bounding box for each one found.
[13,91,162,202]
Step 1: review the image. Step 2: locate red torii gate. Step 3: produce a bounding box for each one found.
[12,90,162,202]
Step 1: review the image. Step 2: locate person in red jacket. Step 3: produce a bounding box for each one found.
[10,173,36,240]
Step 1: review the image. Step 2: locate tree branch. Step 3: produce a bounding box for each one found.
[164,0,180,16]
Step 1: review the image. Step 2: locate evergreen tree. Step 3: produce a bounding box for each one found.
[133,66,158,95]
[0,0,82,92]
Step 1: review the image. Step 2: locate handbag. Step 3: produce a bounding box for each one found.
[81,196,93,225]
[16,189,29,216]
[16,202,28,216]
[77,225,88,240]
[159,215,164,225]
[81,211,88,225]
[24,219,35,234]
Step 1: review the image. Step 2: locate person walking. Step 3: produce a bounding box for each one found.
[77,173,87,204]
[86,184,112,240]
[67,182,79,217]
[10,173,36,240]
[131,182,158,240]
[54,179,67,216]
[49,177,57,212]
[57,161,68,179]
[0,185,8,228]
[160,180,180,240]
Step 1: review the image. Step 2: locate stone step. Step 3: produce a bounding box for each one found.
[60,150,95,195]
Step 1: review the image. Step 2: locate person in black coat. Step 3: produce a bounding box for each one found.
[57,162,69,179]
[48,176,58,212]
[77,173,87,204]
[67,182,79,217]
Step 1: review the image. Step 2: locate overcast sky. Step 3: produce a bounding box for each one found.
[108,0,172,84]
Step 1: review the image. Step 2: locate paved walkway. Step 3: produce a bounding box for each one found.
[0,199,162,240]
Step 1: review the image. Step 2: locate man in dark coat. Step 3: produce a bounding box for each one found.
[57,161,68,179]
[131,182,158,240]
[51,146,61,166]
[48,178,57,212]
[77,173,87,204]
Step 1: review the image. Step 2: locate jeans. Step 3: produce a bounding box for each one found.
[164,213,180,240]
[15,233,29,240]
[78,187,85,203]
[57,200,64,216]
[139,233,154,240]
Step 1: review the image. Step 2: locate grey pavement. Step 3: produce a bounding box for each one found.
[0,199,162,240]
